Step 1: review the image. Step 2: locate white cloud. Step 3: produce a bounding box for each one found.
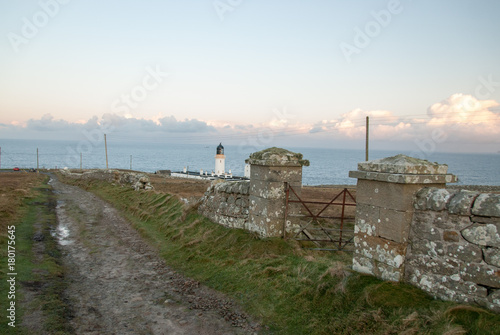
[424,94,500,143]
[428,93,498,123]
[305,94,500,147]
[309,108,408,139]
[26,113,74,131]
[1,94,499,151]
[158,115,216,133]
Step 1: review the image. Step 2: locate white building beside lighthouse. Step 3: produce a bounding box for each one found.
[215,143,225,176]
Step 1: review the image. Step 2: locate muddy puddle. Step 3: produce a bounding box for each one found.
[51,200,74,246]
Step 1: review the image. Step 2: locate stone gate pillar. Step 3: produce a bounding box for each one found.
[349,154,457,281]
[245,147,309,237]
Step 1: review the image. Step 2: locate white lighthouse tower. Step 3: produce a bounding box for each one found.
[215,143,225,176]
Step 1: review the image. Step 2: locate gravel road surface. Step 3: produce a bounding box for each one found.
[49,175,259,335]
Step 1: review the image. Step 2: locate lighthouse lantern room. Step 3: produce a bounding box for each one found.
[215,143,225,176]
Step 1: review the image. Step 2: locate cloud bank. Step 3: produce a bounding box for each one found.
[308,94,499,147]
[1,94,499,153]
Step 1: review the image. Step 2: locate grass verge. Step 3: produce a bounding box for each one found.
[58,174,500,335]
[0,174,73,334]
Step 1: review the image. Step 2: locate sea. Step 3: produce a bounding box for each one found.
[1,138,499,186]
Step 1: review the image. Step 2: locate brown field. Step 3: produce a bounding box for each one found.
[0,172,45,224]
[148,175,211,199]
[148,174,356,209]
[299,185,357,218]
[146,175,357,250]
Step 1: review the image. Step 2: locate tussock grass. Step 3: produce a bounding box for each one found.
[0,176,73,334]
[58,174,500,335]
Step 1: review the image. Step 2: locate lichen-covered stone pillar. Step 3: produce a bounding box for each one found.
[349,154,457,281]
[245,147,309,238]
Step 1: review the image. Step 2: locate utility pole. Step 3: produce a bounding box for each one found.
[104,134,109,169]
[37,148,39,170]
[365,116,369,161]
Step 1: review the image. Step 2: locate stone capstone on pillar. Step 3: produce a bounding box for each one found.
[245,147,309,238]
[349,154,457,282]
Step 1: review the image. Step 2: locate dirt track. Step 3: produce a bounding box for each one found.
[49,174,258,335]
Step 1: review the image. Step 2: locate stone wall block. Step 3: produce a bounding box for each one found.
[247,214,283,237]
[354,235,407,268]
[414,187,457,211]
[231,204,242,216]
[353,256,404,281]
[438,279,488,300]
[471,216,499,224]
[249,196,285,218]
[407,270,488,304]
[378,208,413,243]
[408,239,445,258]
[413,187,435,210]
[461,263,500,288]
[232,218,246,229]
[374,260,405,281]
[445,243,483,263]
[349,170,457,184]
[250,165,302,183]
[447,214,474,231]
[213,183,225,192]
[354,204,380,236]
[461,222,500,247]
[198,180,251,232]
[447,190,480,215]
[484,290,500,313]
[242,198,249,208]
[483,247,500,267]
[356,180,424,211]
[246,215,266,236]
[406,255,461,277]
[352,255,375,276]
[410,212,443,242]
[250,180,288,200]
[357,154,450,175]
[472,193,500,217]
[411,210,450,230]
[443,231,460,242]
[239,182,250,194]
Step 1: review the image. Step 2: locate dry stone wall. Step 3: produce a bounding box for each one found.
[350,154,500,312]
[198,181,250,230]
[350,154,456,282]
[406,187,500,312]
[198,147,309,238]
[60,169,153,190]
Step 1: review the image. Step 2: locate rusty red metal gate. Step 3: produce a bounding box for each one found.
[284,183,356,251]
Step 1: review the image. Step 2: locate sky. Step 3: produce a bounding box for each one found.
[0,0,499,154]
